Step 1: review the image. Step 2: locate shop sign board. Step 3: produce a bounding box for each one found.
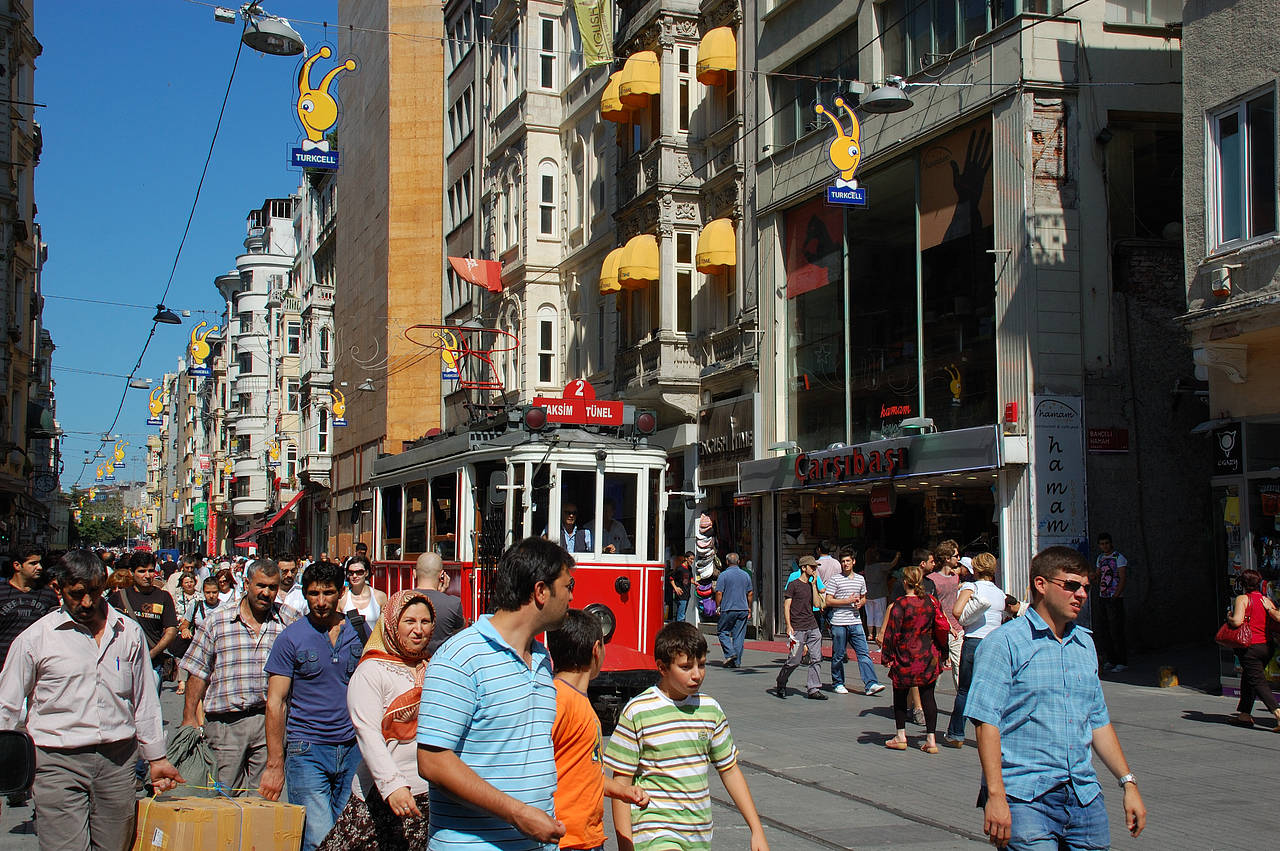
[698,397,753,483]
[869,483,896,518]
[193,502,208,532]
[795,446,908,484]
[1033,396,1087,553]
[207,512,218,557]
[1086,427,1129,454]
[1213,424,1242,475]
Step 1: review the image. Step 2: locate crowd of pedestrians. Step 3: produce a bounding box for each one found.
[0,527,1188,851]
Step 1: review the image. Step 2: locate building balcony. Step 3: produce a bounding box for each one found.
[303,283,334,311]
[696,317,758,375]
[614,332,701,397]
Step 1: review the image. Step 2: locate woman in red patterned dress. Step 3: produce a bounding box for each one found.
[880,564,942,753]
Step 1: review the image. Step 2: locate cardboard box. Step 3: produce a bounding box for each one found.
[133,795,304,850]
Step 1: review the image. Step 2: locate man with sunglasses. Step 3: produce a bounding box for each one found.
[965,546,1147,850]
[551,502,592,554]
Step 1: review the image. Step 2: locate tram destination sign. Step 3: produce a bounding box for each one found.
[533,396,623,426]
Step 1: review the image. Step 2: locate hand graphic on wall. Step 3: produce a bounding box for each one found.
[943,127,992,244]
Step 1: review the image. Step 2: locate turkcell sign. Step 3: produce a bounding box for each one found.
[332,417,348,427]
[533,396,624,426]
[826,185,867,206]
[291,148,340,170]
[146,417,163,427]
[188,364,211,377]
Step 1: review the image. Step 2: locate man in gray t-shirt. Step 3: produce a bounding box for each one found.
[714,553,753,668]
[863,547,899,642]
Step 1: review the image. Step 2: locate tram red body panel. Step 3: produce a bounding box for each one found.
[373,558,664,668]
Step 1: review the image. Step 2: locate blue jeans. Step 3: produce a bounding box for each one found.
[1008,783,1110,850]
[718,610,748,663]
[830,623,879,689]
[674,597,688,621]
[946,637,981,741]
[285,739,361,851]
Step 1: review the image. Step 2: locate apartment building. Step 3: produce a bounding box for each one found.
[1181,0,1280,690]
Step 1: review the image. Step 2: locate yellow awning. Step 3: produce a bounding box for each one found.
[619,234,659,288]
[600,72,630,123]
[619,51,660,108]
[696,218,737,273]
[696,27,737,86]
[599,247,623,294]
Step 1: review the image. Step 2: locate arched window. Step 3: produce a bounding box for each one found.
[538,160,557,237]
[501,185,511,250]
[536,305,557,385]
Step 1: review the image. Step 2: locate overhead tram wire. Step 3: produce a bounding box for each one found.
[73,27,247,488]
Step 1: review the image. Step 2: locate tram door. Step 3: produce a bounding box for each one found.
[474,460,507,615]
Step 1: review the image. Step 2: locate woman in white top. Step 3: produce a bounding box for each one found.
[943,553,1019,747]
[316,590,435,850]
[340,555,388,624]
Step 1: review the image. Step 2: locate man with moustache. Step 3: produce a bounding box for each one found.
[180,557,297,795]
[0,550,183,849]
[260,560,364,851]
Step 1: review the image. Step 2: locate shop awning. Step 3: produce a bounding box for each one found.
[448,256,502,293]
[600,72,631,123]
[696,27,737,86]
[599,247,623,295]
[619,234,659,288]
[619,51,660,107]
[695,218,737,273]
[232,491,305,547]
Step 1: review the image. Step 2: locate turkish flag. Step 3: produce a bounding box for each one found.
[449,257,503,293]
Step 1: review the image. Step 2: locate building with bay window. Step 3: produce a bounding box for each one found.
[739,0,1210,643]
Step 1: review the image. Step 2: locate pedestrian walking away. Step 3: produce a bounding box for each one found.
[1093,533,1129,672]
[316,590,437,851]
[179,557,298,795]
[260,560,365,851]
[944,552,1015,748]
[0,550,184,851]
[879,564,943,753]
[1224,568,1280,730]
[413,551,466,656]
[966,546,1147,849]
[775,556,827,699]
[416,536,574,849]
[825,547,883,696]
[715,552,753,668]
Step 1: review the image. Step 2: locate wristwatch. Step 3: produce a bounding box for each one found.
[1117,773,1137,789]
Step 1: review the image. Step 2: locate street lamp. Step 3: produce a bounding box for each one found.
[128,378,154,389]
[152,304,183,325]
[860,77,914,114]
[222,3,306,56]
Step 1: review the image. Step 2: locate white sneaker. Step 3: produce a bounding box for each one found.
[833,684,849,694]
[865,683,886,696]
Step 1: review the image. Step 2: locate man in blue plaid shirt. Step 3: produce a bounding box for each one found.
[965,546,1147,849]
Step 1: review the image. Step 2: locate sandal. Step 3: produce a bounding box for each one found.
[920,742,939,754]
[884,738,908,750]
[1229,714,1254,728]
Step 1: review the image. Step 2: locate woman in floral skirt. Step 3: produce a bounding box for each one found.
[880,564,943,754]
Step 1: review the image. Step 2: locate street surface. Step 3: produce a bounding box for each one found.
[1,643,1274,848]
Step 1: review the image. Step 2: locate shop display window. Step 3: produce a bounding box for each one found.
[1249,479,1280,592]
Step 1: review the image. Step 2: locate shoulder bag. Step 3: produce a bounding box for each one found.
[960,588,991,627]
[1214,609,1251,650]
[929,595,951,652]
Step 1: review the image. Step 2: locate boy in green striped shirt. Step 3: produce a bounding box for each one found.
[604,622,769,851]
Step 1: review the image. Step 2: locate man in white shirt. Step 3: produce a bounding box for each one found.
[278,555,307,615]
[600,498,632,554]
[824,548,885,696]
[0,550,183,849]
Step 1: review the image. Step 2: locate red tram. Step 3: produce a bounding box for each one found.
[368,407,669,727]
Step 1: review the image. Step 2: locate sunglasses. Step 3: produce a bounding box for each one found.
[1046,577,1089,593]
[347,569,367,577]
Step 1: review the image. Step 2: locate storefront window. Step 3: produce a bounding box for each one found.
[920,120,997,432]
[784,118,997,448]
[1250,479,1280,588]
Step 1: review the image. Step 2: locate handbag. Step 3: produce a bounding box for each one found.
[960,591,991,627]
[1214,615,1251,650]
[930,595,951,652]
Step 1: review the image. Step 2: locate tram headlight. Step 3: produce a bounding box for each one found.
[523,406,548,431]
[584,603,617,642]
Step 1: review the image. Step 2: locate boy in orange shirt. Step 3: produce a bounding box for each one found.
[548,610,649,850]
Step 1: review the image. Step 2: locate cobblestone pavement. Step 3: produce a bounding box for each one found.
[2,642,1273,848]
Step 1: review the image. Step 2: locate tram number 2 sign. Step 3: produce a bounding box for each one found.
[533,380,623,426]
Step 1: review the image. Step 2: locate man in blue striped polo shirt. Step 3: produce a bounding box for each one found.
[417,537,575,850]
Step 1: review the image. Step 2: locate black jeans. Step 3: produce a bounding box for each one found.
[1235,644,1279,714]
[893,683,937,734]
[1094,596,1127,665]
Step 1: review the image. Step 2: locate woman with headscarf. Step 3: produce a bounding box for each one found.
[317,590,436,850]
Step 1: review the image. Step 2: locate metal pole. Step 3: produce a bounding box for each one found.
[842,206,853,445]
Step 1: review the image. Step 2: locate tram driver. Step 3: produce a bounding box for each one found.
[549,502,593,554]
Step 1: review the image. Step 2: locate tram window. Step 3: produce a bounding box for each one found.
[648,468,662,562]
[531,465,551,548]
[382,486,403,560]
[511,463,526,541]
[405,482,428,557]
[601,472,638,554]
[555,469,596,555]
[431,474,457,561]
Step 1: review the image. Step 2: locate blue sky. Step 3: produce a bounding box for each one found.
[36,1,337,487]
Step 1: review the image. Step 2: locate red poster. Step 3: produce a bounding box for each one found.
[784,196,843,299]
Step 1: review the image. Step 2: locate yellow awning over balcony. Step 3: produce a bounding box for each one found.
[599,247,623,294]
[696,218,737,273]
[600,72,630,123]
[619,234,659,288]
[619,51,660,108]
[696,27,737,86]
